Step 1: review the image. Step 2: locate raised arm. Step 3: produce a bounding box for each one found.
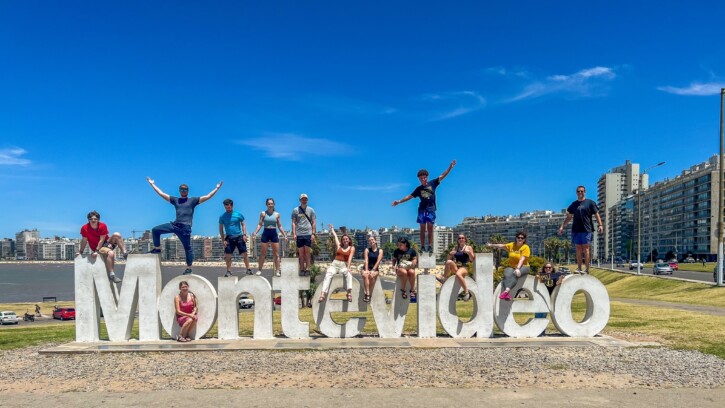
[438,159,456,182]
[329,224,340,249]
[147,177,171,202]
[199,181,223,204]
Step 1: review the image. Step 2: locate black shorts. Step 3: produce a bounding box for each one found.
[261,229,279,243]
[296,235,312,248]
[224,235,247,254]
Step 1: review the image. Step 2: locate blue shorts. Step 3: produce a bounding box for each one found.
[224,235,247,254]
[417,210,436,225]
[572,232,593,245]
[296,235,312,248]
[261,229,279,243]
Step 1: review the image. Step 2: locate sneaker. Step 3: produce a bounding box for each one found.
[183,268,192,275]
[224,271,232,277]
[246,269,253,275]
[463,291,471,302]
[110,275,122,283]
[149,248,161,254]
[275,271,281,277]
[583,269,589,275]
[499,291,512,301]
[255,270,262,276]
[122,252,129,260]
[426,246,433,254]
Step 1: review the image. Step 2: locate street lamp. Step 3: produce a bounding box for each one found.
[718,88,724,287]
[637,161,666,275]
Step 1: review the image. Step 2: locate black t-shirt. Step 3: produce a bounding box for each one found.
[567,198,599,233]
[540,272,565,295]
[411,178,440,212]
[393,247,418,263]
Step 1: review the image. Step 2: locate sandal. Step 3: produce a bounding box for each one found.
[363,294,370,303]
[177,336,187,343]
[185,337,192,342]
[409,289,417,299]
[401,288,407,299]
[346,292,353,302]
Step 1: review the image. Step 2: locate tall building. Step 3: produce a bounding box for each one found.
[15,229,40,260]
[633,155,719,261]
[0,238,14,259]
[597,160,646,261]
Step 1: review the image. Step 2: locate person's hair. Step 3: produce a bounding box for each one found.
[265,197,275,206]
[87,211,100,220]
[577,185,585,192]
[341,234,351,246]
[179,184,189,190]
[417,169,429,177]
[515,231,527,240]
[179,281,189,289]
[397,237,410,249]
[223,198,233,206]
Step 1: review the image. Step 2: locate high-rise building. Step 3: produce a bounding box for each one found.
[15,229,40,260]
[597,160,647,261]
[0,238,14,259]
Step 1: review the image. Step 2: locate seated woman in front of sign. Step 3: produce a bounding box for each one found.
[361,235,384,303]
[319,224,355,303]
[436,233,476,301]
[486,231,531,301]
[174,281,198,342]
[392,237,418,300]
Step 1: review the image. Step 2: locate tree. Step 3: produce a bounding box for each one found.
[488,234,506,268]
[382,242,397,260]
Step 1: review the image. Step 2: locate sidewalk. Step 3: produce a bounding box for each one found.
[4,388,724,408]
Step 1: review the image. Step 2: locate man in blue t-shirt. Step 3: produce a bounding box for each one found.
[147,177,222,275]
[219,198,252,277]
[558,185,603,274]
[392,160,456,254]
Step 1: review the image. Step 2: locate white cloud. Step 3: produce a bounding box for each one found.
[346,183,408,192]
[237,133,354,161]
[657,82,725,96]
[506,66,617,102]
[423,91,486,121]
[0,148,31,166]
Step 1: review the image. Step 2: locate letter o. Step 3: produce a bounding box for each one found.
[159,275,218,340]
[551,275,609,337]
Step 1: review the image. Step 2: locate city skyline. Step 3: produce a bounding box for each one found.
[1,2,724,239]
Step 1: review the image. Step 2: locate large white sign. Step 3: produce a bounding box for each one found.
[74,253,610,342]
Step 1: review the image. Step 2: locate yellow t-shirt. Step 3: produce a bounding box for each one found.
[505,242,531,267]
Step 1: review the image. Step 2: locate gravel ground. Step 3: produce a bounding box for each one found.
[1,343,724,393]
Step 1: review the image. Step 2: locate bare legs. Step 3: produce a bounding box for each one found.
[396,267,416,297]
[575,244,590,272]
[443,260,469,294]
[179,318,197,341]
[298,245,311,272]
[362,270,379,297]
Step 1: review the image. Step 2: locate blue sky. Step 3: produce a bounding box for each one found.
[1,1,724,239]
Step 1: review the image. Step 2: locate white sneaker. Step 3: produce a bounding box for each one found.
[255,270,262,276]
[275,271,281,277]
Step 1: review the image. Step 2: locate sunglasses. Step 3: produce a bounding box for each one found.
[544,266,553,269]
[516,236,525,240]
[458,237,466,240]
[179,189,189,192]
[576,190,585,193]
[89,218,98,221]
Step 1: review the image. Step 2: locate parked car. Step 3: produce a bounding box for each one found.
[0,311,19,325]
[615,258,625,267]
[668,261,679,271]
[683,257,696,263]
[274,296,282,305]
[653,262,673,275]
[629,261,643,270]
[238,296,254,309]
[53,307,76,321]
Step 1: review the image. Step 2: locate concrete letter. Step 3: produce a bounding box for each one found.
[272,258,310,339]
[367,276,410,338]
[312,276,366,338]
[217,276,273,340]
[494,274,550,338]
[551,275,610,337]
[417,274,437,338]
[159,275,217,340]
[438,253,494,338]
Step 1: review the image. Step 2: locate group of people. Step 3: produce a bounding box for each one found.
[78,162,603,339]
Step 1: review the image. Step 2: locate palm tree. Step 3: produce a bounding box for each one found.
[561,238,572,265]
[489,234,506,268]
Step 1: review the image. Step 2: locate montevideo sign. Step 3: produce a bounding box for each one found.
[74,254,610,342]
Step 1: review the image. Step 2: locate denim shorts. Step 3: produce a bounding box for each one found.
[296,235,312,248]
[224,235,247,254]
[572,232,593,245]
[416,210,436,224]
[261,229,279,243]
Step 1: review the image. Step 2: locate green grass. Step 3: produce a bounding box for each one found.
[0,323,75,350]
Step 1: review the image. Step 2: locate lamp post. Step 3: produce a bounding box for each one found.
[637,161,666,275]
[718,88,724,287]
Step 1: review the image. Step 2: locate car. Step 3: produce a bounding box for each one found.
[614,258,625,267]
[0,311,19,325]
[668,261,679,271]
[629,261,643,270]
[273,296,282,305]
[653,262,673,275]
[53,307,76,321]
[238,296,254,309]
[683,257,696,263]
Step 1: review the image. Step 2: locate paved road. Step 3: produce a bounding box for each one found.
[604,265,717,284]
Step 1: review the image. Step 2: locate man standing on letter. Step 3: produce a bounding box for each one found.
[559,185,602,274]
[292,194,316,277]
[147,177,222,275]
